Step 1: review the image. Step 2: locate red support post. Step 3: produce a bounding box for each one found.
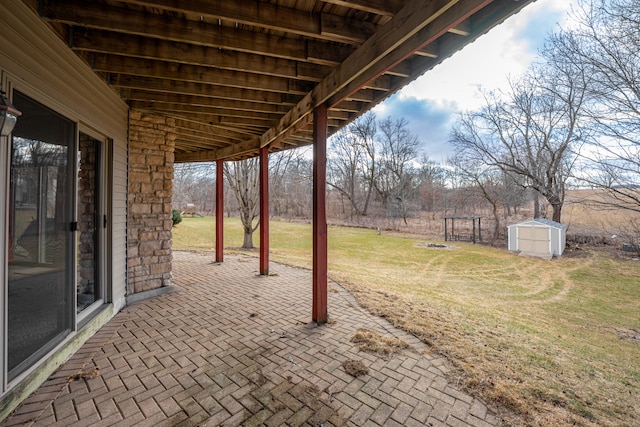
[312,104,328,324]
[215,159,224,263]
[259,146,269,276]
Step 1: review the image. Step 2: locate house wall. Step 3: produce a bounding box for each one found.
[127,110,175,294]
[0,0,129,417]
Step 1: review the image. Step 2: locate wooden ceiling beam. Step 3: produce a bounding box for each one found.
[174,131,232,147]
[175,137,261,163]
[129,101,281,121]
[41,0,358,64]
[174,127,240,146]
[259,0,462,150]
[319,0,403,17]
[89,54,313,94]
[345,89,376,103]
[174,118,262,139]
[121,89,292,114]
[109,76,300,106]
[449,19,472,36]
[356,0,539,129]
[305,41,355,67]
[363,75,391,91]
[166,112,270,129]
[174,130,252,148]
[416,43,439,58]
[70,29,331,81]
[117,0,375,43]
[333,101,366,113]
[173,135,225,149]
[327,0,491,107]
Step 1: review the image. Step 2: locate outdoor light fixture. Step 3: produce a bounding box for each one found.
[0,90,21,137]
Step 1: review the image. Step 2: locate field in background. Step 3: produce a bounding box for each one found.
[172,217,639,426]
[562,189,640,237]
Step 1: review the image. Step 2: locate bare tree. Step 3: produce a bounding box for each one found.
[172,162,216,214]
[550,0,640,213]
[449,155,505,242]
[224,158,260,249]
[327,113,377,217]
[449,54,589,223]
[416,155,447,213]
[375,117,421,224]
[269,147,311,217]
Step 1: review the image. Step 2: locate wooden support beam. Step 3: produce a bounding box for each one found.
[259,146,269,276]
[449,19,472,36]
[122,90,291,114]
[175,137,260,163]
[216,160,224,263]
[71,29,330,81]
[174,118,261,140]
[312,104,328,324]
[129,101,280,122]
[91,54,313,94]
[118,0,375,43]
[42,0,357,62]
[260,0,463,148]
[327,0,491,107]
[320,0,403,16]
[110,76,301,106]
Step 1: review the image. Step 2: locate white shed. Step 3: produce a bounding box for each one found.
[508,218,567,258]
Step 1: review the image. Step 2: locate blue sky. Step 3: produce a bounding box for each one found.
[373,0,577,162]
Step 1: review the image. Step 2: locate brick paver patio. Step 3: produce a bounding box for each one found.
[3,251,498,426]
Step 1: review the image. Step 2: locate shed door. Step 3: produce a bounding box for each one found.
[518,226,549,254]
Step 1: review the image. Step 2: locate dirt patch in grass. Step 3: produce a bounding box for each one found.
[350,328,411,359]
[614,327,640,342]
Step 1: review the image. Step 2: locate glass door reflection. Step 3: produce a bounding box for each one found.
[7,92,74,379]
[76,133,101,313]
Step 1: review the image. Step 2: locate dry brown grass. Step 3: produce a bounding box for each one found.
[563,189,640,237]
[342,359,369,378]
[333,247,639,427]
[350,328,411,359]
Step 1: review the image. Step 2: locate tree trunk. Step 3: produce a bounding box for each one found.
[533,191,540,218]
[243,228,253,249]
[491,201,500,244]
[551,202,562,223]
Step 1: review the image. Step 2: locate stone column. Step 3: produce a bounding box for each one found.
[127,110,175,295]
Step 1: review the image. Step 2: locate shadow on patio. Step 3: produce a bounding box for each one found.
[3,251,497,426]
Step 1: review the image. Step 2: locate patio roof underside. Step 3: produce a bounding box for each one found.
[31,0,534,162]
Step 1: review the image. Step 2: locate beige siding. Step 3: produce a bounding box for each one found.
[112,136,128,309]
[0,1,129,307]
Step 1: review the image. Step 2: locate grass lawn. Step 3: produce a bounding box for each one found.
[173,217,640,426]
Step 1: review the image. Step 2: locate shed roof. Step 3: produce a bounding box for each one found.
[29,0,536,161]
[509,218,567,230]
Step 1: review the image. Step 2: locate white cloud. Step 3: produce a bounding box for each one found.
[397,0,576,112]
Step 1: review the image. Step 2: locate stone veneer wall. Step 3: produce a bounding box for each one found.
[127,110,175,294]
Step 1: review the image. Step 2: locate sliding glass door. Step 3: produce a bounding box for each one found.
[5,92,110,381]
[7,92,75,379]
